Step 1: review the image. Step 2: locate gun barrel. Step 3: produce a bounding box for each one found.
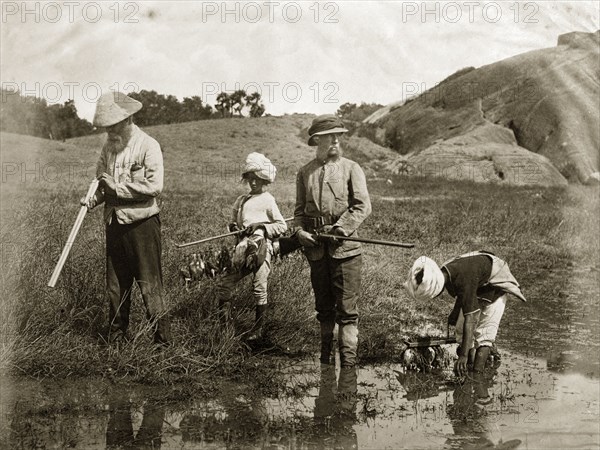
[176,217,294,249]
[48,178,99,288]
[176,229,242,248]
[318,234,414,248]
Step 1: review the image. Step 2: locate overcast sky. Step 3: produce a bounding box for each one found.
[2,1,599,121]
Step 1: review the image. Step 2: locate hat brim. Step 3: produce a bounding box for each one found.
[308,127,348,146]
[93,96,142,127]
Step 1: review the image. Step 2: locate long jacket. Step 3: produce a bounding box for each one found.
[294,156,371,260]
[91,125,163,224]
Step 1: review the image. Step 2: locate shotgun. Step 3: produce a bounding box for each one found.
[176,217,294,248]
[317,234,415,248]
[274,231,415,258]
[404,324,456,348]
[404,337,457,348]
[48,178,99,288]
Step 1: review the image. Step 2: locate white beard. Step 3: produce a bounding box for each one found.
[105,129,132,154]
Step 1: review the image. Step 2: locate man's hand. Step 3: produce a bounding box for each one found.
[228,222,240,232]
[99,173,117,195]
[454,355,469,377]
[322,226,347,244]
[80,196,94,210]
[331,226,348,237]
[297,230,318,247]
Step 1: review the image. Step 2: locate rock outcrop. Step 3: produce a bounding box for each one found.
[363,31,600,185]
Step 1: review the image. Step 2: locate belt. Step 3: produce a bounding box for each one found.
[105,197,145,206]
[302,215,340,230]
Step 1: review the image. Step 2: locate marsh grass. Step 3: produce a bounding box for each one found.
[1,120,598,390]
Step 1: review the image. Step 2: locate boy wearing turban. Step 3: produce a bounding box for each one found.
[216,152,287,341]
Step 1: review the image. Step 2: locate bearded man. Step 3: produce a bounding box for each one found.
[294,114,371,368]
[82,91,171,345]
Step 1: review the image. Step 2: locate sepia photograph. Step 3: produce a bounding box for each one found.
[1,1,599,448]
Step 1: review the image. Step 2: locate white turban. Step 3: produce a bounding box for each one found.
[242,152,277,183]
[404,256,445,301]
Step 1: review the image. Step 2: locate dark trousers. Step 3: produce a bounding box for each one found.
[106,214,171,343]
[308,253,361,325]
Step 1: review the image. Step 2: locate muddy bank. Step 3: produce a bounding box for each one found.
[1,349,598,449]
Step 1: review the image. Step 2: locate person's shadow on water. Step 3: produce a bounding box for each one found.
[313,364,359,450]
[106,389,166,449]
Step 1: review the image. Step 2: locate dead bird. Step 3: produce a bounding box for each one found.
[402,346,447,372]
[180,253,206,289]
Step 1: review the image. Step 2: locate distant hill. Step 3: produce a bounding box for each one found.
[0,114,397,203]
[362,31,600,185]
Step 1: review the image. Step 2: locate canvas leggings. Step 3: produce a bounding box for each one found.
[217,246,272,306]
[106,213,171,343]
[309,253,362,366]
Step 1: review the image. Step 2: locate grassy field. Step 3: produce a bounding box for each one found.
[1,115,598,392]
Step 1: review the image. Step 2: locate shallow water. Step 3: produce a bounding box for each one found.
[501,266,600,378]
[1,347,598,449]
[1,266,598,449]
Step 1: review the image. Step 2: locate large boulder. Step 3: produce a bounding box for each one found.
[404,123,568,186]
[364,31,600,184]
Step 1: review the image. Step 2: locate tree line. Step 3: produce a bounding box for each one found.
[0,89,94,141]
[0,88,268,140]
[0,88,381,142]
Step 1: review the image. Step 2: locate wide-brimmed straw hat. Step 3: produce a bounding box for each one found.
[93,91,142,127]
[307,114,348,146]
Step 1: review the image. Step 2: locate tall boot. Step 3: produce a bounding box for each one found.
[314,364,336,418]
[247,304,267,341]
[319,321,336,364]
[339,323,359,368]
[337,366,358,414]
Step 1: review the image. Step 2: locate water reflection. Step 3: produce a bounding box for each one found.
[180,392,269,447]
[2,350,598,449]
[395,369,450,401]
[106,388,166,449]
[445,371,508,449]
[312,365,359,449]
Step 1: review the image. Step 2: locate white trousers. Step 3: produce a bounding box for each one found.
[456,295,507,348]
